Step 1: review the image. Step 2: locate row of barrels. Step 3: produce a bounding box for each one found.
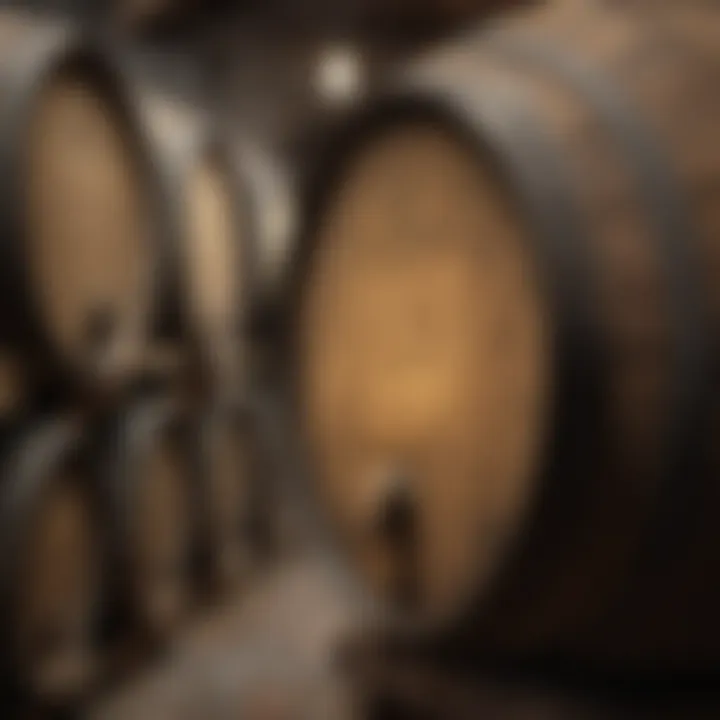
[6,0,720,709]
[0,11,256,399]
[0,9,275,710]
[283,0,720,676]
[1,401,252,704]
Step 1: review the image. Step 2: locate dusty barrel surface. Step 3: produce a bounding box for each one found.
[0,418,100,704]
[288,0,720,670]
[137,92,253,389]
[97,396,193,645]
[0,11,156,391]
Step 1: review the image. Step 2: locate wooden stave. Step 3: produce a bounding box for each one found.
[191,400,258,596]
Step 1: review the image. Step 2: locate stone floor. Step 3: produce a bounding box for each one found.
[90,555,364,720]
[88,549,720,720]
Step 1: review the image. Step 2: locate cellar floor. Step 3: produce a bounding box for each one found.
[90,554,362,720]
[89,552,720,720]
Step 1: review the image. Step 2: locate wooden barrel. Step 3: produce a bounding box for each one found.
[136,92,252,392]
[193,402,256,595]
[97,396,192,645]
[0,418,100,704]
[0,11,156,392]
[288,0,720,670]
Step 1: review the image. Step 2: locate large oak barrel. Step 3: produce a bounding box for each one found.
[0,418,100,705]
[287,0,720,670]
[0,11,156,393]
[97,396,193,646]
[136,91,252,392]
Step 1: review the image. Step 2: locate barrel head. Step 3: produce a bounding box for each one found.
[25,62,152,386]
[297,121,551,629]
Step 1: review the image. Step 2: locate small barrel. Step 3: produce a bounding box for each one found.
[194,401,256,595]
[288,0,720,670]
[97,396,192,646]
[0,11,157,393]
[135,91,253,392]
[0,418,100,704]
